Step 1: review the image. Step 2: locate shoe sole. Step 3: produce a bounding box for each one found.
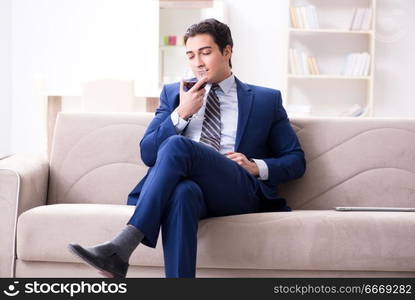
[68,244,124,278]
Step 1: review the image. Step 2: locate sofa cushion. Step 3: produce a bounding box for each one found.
[17,204,415,272]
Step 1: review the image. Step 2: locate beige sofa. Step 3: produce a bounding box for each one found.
[1,112,415,278]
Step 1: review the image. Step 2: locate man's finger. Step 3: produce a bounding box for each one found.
[180,79,184,93]
[229,157,246,166]
[226,154,243,160]
[198,89,206,97]
[189,76,208,92]
[226,151,241,156]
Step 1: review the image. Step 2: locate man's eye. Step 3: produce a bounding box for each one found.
[187,56,194,60]
[202,51,211,55]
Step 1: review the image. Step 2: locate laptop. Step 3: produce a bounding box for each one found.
[335,206,415,212]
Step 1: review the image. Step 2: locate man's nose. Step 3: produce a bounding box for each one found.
[194,55,205,68]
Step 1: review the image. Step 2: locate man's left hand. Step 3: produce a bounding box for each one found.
[225,152,259,177]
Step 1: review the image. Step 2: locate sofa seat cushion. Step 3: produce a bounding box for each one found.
[17,204,415,272]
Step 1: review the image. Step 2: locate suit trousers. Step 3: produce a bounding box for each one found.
[127,135,262,277]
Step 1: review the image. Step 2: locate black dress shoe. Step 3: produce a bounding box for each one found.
[68,243,128,278]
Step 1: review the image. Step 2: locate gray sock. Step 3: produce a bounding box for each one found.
[106,225,145,262]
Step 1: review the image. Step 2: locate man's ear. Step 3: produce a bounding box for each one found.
[223,45,232,61]
[224,45,232,57]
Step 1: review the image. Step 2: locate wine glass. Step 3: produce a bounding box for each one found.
[183,68,207,92]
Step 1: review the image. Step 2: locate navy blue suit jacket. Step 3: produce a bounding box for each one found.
[127,77,306,211]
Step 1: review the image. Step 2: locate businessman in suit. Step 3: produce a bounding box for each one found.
[69,18,306,278]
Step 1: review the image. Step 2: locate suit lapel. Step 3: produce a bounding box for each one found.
[234,77,254,151]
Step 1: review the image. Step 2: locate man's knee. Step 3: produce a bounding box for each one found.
[169,180,204,209]
[159,135,192,154]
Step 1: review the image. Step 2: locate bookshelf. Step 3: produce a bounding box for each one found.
[134,0,226,110]
[284,0,377,118]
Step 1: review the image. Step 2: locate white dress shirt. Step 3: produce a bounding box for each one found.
[170,74,269,180]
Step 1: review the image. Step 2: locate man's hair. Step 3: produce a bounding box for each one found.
[184,18,233,68]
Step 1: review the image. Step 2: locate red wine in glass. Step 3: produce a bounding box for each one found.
[183,79,207,91]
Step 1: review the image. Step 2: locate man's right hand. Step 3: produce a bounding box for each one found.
[177,76,208,120]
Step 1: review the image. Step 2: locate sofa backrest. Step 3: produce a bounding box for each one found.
[279,117,415,209]
[48,113,153,205]
[48,113,415,209]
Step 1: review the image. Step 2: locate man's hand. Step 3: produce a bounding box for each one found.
[177,76,209,120]
[225,152,259,177]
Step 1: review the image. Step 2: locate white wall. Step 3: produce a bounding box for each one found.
[0,0,12,158]
[9,0,158,156]
[374,0,415,117]
[225,0,289,90]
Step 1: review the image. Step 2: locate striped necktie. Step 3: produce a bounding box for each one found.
[200,83,221,151]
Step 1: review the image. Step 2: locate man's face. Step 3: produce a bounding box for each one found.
[185,33,232,83]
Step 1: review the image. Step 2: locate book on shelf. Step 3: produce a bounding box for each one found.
[307,57,314,74]
[289,48,320,75]
[290,7,299,28]
[301,52,309,75]
[290,5,319,29]
[350,8,373,31]
[311,57,320,74]
[288,48,298,74]
[341,52,371,77]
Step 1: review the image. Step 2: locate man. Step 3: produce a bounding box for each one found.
[69,18,306,278]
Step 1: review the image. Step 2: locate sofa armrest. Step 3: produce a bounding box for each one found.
[0,154,49,277]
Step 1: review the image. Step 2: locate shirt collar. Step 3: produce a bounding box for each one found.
[207,73,235,95]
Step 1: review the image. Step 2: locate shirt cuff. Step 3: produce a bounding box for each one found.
[170,108,189,134]
[251,159,269,181]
